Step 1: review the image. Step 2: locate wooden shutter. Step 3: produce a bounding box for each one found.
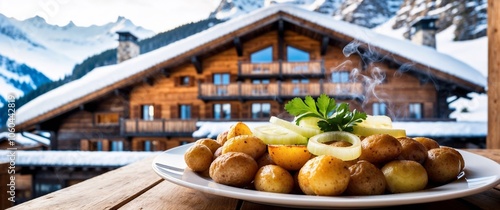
[205,103,213,119]
[154,104,162,119]
[132,105,140,119]
[230,102,240,119]
[271,102,280,116]
[80,139,89,151]
[102,139,110,151]
[192,105,200,119]
[170,105,179,119]
[241,103,250,119]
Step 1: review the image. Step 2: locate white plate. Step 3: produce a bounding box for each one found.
[152,143,500,209]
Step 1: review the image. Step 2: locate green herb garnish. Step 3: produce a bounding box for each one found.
[284,94,367,132]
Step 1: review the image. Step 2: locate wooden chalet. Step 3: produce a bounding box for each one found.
[15,5,486,152]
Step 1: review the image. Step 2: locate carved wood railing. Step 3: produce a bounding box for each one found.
[120,119,198,136]
[198,82,364,100]
[239,60,324,77]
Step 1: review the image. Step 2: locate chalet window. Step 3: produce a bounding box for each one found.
[251,46,273,63]
[409,103,423,119]
[373,102,387,116]
[93,141,103,151]
[252,103,271,119]
[179,104,192,119]
[95,112,120,125]
[144,140,158,151]
[141,105,155,120]
[292,79,309,94]
[180,76,191,86]
[213,73,230,95]
[332,71,350,83]
[287,46,310,62]
[214,103,231,119]
[111,141,124,151]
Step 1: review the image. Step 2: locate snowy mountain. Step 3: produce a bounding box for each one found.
[210,0,403,28]
[0,13,155,106]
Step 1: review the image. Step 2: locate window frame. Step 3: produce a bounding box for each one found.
[409,103,423,119]
[94,112,120,126]
[251,103,271,119]
[213,103,231,120]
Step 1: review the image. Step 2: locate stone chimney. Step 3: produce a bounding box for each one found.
[117,31,139,63]
[409,16,438,48]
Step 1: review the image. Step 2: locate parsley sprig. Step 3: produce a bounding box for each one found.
[284,94,367,132]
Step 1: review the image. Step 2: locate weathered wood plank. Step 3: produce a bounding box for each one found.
[119,180,239,210]
[488,0,500,149]
[9,157,161,210]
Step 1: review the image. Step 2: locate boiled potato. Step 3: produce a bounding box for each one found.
[346,160,386,195]
[195,138,221,154]
[397,137,428,164]
[216,130,229,146]
[209,152,258,187]
[382,160,428,193]
[359,134,402,165]
[256,152,275,168]
[424,148,462,184]
[413,137,440,151]
[184,144,213,172]
[227,122,253,140]
[268,145,312,171]
[254,165,294,194]
[222,135,267,159]
[440,146,465,171]
[298,155,350,196]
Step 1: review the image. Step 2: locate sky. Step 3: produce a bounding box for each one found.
[0,0,221,33]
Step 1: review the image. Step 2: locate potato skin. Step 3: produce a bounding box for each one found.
[359,134,402,165]
[413,137,440,151]
[346,160,386,195]
[209,152,258,187]
[222,135,267,159]
[226,122,253,140]
[298,155,350,196]
[184,144,213,172]
[397,137,428,164]
[216,130,229,146]
[424,148,462,184]
[254,165,294,193]
[382,160,428,193]
[268,145,312,171]
[195,138,221,154]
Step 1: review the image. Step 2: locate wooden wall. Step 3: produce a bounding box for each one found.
[57,95,126,150]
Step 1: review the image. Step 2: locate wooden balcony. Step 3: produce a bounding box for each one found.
[238,60,324,78]
[120,119,197,137]
[198,82,364,101]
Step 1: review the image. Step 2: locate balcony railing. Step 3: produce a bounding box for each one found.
[120,119,198,136]
[239,60,324,78]
[198,82,364,100]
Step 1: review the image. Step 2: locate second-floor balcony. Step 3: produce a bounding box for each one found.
[238,60,325,78]
[198,81,365,101]
[120,119,197,137]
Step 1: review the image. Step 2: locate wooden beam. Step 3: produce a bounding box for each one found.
[191,56,202,74]
[233,37,243,56]
[161,68,170,78]
[278,19,284,61]
[143,77,153,86]
[488,0,499,149]
[320,36,329,55]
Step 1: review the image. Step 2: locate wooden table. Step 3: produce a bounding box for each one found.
[9,149,500,210]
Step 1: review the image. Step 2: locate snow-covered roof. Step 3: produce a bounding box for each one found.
[0,132,40,147]
[193,121,486,139]
[0,150,160,167]
[16,4,486,127]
